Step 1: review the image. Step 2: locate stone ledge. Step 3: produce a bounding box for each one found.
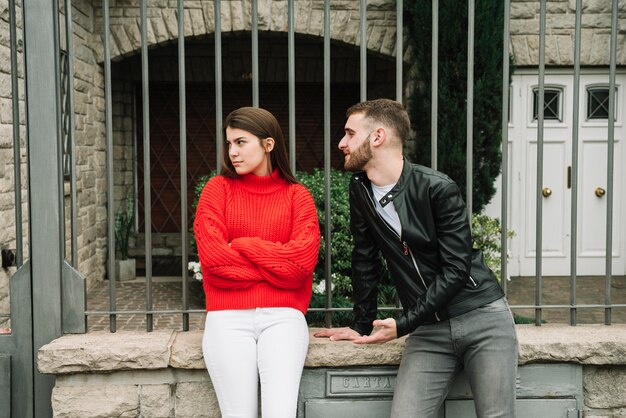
[38,330,175,374]
[516,324,626,365]
[38,325,626,375]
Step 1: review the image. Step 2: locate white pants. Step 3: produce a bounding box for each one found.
[202,308,309,418]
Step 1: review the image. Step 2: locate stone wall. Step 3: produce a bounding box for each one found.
[0,0,24,324]
[510,0,626,66]
[38,325,626,417]
[94,0,401,63]
[67,0,109,289]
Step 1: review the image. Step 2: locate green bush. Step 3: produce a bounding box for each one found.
[190,171,216,256]
[297,169,357,326]
[471,213,515,283]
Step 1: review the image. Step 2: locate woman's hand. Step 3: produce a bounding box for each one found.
[313,327,361,341]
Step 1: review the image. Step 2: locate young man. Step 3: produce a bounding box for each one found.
[314,99,518,418]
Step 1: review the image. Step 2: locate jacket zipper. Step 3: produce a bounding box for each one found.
[361,183,440,321]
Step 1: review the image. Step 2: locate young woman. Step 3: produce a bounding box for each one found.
[194,107,320,418]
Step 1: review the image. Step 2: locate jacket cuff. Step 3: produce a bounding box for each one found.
[394,317,410,338]
[350,323,372,337]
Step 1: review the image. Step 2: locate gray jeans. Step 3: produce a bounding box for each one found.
[390,297,518,418]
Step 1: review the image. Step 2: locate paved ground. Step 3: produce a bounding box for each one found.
[87,277,207,331]
[505,275,626,324]
[85,275,626,331]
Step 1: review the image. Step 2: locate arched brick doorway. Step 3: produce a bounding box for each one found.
[113,33,397,235]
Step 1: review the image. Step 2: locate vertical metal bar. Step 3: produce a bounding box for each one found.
[215,0,223,170]
[65,0,78,266]
[60,0,86,334]
[605,0,618,325]
[102,0,117,332]
[23,0,64,413]
[466,0,474,217]
[360,0,367,101]
[288,0,296,172]
[9,0,23,267]
[535,0,547,326]
[395,0,404,311]
[53,0,66,264]
[178,0,189,331]
[140,0,153,331]
[500,0,511,294]
[252,0,259,107]
[569,0,583,326]
[431,0,438,169]
[133,86,139,232]
[395,0,403,102]
[323,0,332,327]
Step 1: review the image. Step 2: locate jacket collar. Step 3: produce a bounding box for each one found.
[351,159,411,207]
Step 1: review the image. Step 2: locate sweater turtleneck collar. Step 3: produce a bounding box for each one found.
[235,169,288,194]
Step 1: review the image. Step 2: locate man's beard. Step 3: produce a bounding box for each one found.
[344,139,372,172]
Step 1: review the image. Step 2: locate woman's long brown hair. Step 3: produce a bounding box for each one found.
[220,107,298,184]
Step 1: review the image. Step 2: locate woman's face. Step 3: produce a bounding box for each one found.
[225,126,273,176]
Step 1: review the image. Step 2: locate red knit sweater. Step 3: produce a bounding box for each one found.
[193,170,320,314]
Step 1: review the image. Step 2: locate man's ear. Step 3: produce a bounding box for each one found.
[264,137,275,152]
[371,128,386,146]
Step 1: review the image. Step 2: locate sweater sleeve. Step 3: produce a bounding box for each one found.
[193,176,263,289]
[230,185,320,290]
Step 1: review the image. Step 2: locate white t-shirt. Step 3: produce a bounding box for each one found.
[371,182,401,236]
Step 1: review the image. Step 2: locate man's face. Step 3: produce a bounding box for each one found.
[338,113,374,172]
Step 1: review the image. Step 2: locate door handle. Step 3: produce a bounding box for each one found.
[595,187,606,198]
[542,187,552,198]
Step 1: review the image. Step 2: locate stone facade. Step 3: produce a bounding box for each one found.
[38,325,626,417]
[95,0,401,63]
[65,0,109,290]
[510,0,626,66]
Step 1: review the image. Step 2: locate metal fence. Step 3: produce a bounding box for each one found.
[2,0,624,338]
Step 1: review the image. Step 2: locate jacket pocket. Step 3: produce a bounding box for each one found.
[467,248,499,290]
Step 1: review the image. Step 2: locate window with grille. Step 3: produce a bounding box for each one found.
[532,87,562,122]
[587,86,616,120]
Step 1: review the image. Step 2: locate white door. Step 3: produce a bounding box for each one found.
[507,70,625,276]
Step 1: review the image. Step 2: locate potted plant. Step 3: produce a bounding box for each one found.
[114,191,136,281]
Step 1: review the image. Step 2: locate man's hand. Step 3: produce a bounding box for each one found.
[313,327,361,341]
[352,318,397,344]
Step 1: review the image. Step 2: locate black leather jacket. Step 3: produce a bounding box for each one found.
[349,160,504,337]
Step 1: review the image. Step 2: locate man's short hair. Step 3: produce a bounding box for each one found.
[346,99,410,145]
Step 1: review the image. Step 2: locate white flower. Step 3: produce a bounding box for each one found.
[188,261,203,282]
[313,280,335,295]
